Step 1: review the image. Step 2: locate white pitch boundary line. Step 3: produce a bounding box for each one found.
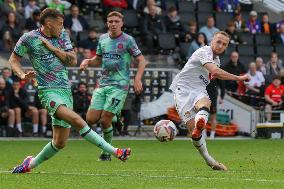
[0,171,284,184]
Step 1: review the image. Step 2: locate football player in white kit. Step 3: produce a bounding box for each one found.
[170,31,250,170]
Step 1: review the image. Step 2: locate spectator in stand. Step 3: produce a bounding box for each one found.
[274,24,284,45]
[255,57,267,75]
[73,82,91,120]
[127,0,145,13]
[233,11,246,32]
[260,12,275,35]
[225,21,244,45]
[77,48,94,63]
[276,12,284,32]
[1,30,15,52]
[33,90,48,136]
[67,0,86,11]
[0,0,24,21]
[102,0,128,13]
[265,52,283,82]
[216,0,239,13]
[64,5,89,37]
[45,0,71,14]
[244,62,265,107]
[0,77,14,136]
[77,27,98,56]
[164,6,184,44]
[142,4,166,51]
[183,20,197,43]
[199,16,219,44]
[2,67,13,86]
[24,0,40,19]
[245,10,261,34]
[143,0,162,15]
[264,76,284,122]
[187,32,207,59]
[11,78,39,136]
[223,51,247,93]
[25,9,41,31]
[0,12,24,43]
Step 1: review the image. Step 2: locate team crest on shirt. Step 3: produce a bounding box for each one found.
[117,43,124,49]
[184,111,191,118]
[50,101,56,108]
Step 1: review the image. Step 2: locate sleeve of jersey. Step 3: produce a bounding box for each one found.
[128,36,142,57]
[96,38,102,56]
[13,33,29,57]
[264,86,270,96]
[196,49,214,66]
[61,30,73,51]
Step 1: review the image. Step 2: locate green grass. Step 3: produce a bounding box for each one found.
[0,139,284,188]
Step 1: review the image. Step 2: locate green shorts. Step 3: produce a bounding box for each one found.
[89,86,127,114]
[38,88,73,128]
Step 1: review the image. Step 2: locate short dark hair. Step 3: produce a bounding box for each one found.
[168,6,176,13]
[78,82,87,88]
[88,26,97,33]
[2,67,11,71]
[273,75,281,81]
[40,8,64,25]
[107,11,123,19]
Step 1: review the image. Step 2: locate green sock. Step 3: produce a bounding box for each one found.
[29,141,59,169]
[79,125,116,155]
[102,126,113,155]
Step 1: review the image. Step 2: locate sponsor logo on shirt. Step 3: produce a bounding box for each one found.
[118,43,123,49]
[41,53,55,61]
[199,75,209,85]
[102,53,121,60]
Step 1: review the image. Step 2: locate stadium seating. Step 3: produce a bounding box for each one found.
[157,33,176,54]
[178,1,196,13]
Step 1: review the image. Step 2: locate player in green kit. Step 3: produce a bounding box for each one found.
[80,11,147,161]
[10,8,131,174]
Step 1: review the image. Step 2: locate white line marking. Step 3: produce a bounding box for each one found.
[1,171,283,183]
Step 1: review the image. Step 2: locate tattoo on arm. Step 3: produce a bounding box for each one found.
[64,51,76,66]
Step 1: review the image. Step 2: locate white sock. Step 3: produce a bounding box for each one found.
[192,133,216,166]
[210,131,215,139]
[33,124,38,133]
[42,126,46,133]
[194,108,209,126]
[8,124,13,128]
[16,123,22,133]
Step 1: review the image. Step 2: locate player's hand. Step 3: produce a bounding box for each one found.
[238,74,250,82]
[134,78,143,94]
[40,37,57,52]
[80,59,90,70]
[20,70,36,81]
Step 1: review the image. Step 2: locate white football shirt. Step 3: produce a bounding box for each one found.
[170,46,220,92]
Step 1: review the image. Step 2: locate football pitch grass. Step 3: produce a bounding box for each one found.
[0,139,284,189]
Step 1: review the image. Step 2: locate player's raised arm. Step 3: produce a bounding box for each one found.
[204,63,250,81]
[134,54,147,94]
[79,55,102,70]
[41,37,77,66]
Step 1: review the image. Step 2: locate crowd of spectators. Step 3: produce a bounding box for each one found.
[2,0,284,134]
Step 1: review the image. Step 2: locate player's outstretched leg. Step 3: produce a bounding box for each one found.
[188,118,227,171]
[192,134,227,171]
[12,126,68,173]
[192,107,210,138]
[56,105,131,162]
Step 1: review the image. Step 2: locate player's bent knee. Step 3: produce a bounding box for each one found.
[100,117,112,129]
[53,140,67,149]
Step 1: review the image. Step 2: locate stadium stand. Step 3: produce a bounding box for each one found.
[2,0,284,137]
